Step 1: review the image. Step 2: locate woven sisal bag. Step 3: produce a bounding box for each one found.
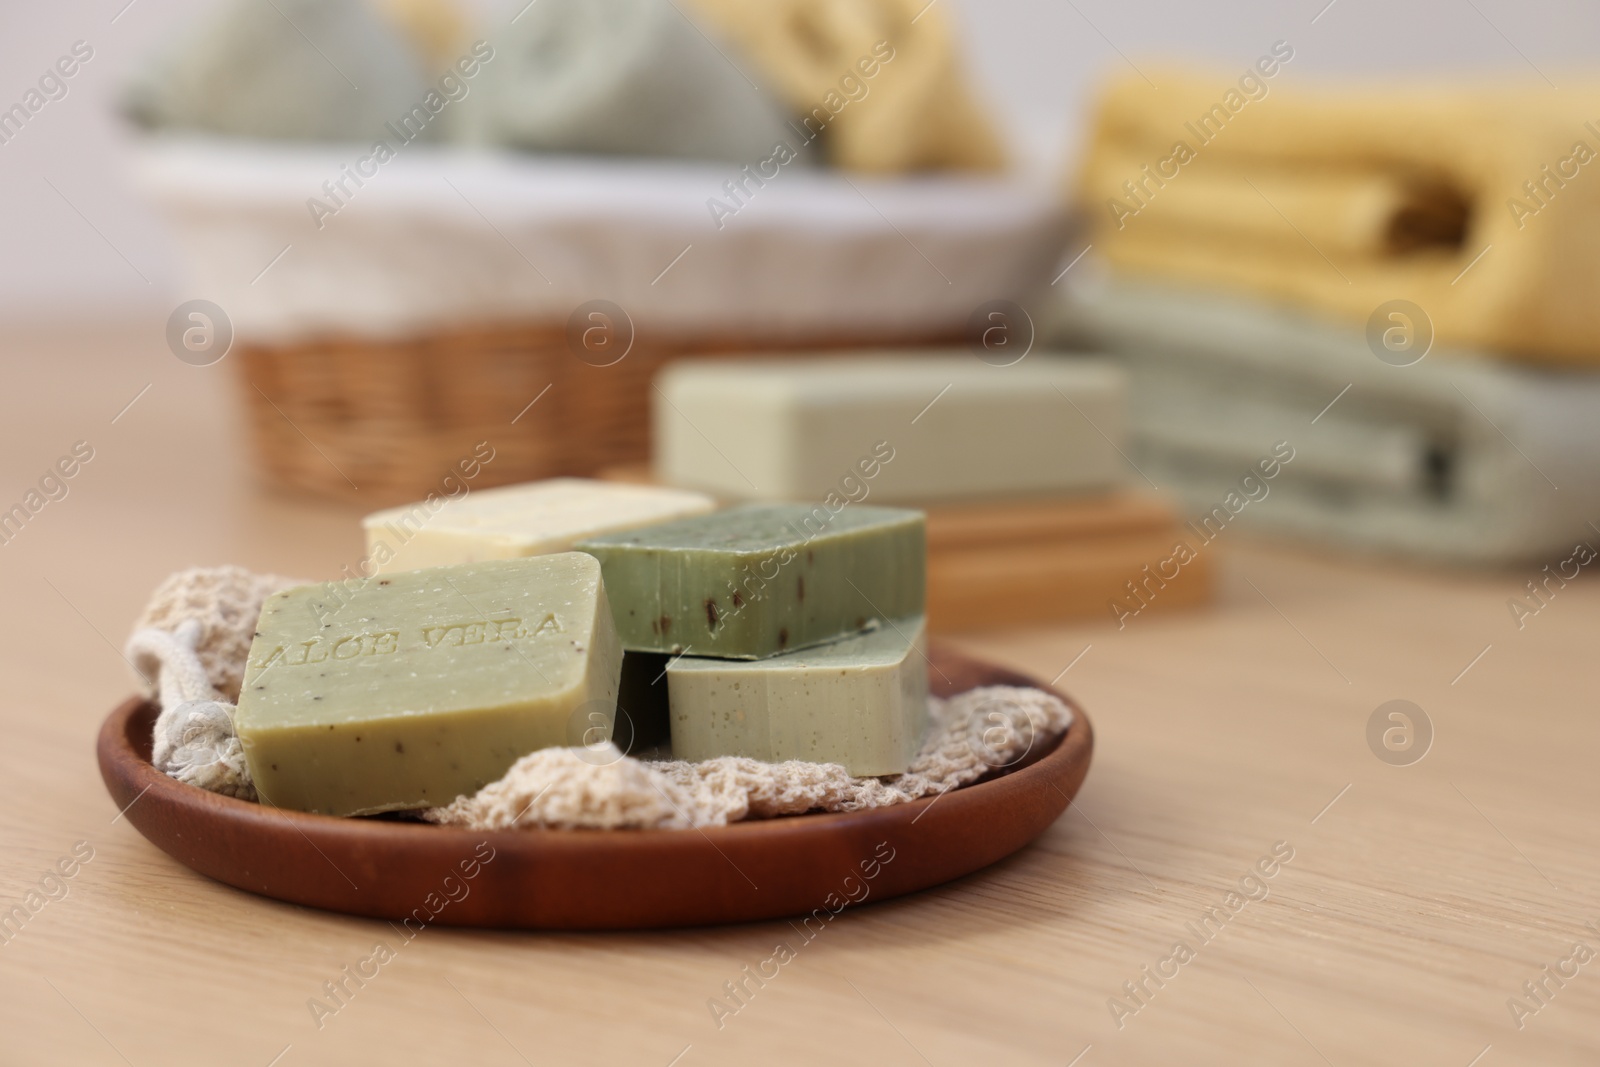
[126,567,1072,828]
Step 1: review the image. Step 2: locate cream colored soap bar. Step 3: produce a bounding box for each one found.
[666,617,929,775]
[362,478,717,575]
[236,553,622,816]
[653,355,1126,502]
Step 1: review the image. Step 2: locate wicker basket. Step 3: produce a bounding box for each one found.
[139,141,1069,503]
[239,323,957,505]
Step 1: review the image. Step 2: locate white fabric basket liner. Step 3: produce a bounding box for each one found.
[134,137,1070,344]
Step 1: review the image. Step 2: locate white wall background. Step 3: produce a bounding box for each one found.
[0,0,1596,325]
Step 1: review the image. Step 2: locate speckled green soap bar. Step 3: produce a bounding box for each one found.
[235,553,622,817]
[666,616,929,774]
[576,504,925,658]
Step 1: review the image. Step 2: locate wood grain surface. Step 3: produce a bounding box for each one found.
[2,323,1597,1066]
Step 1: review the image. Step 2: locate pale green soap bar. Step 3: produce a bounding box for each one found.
[654,355,1126,502]
[236,553,622,816]
[666,617,929,776]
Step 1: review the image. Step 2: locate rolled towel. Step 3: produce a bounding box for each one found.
[448,0,800,164]
[684,0,1005,173]
[371,0,467,73]
[122,0,432,142]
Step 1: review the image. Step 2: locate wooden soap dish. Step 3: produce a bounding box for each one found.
[96,643,1093,930]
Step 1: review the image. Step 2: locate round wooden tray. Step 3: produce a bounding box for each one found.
[97,643,1093,930]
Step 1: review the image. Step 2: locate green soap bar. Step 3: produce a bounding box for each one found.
[236,553,621,816]
[576,503,925,658]
[666,616,929,775]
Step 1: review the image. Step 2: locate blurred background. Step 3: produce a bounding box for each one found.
[5,0,1598,320]
[9,5,1600,1064]
[7,0,1600,615]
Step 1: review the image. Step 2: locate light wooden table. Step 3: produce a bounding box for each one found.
[2,324,1596,1066]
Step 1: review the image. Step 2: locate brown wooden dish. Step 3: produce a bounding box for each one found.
[97,642,1093,930]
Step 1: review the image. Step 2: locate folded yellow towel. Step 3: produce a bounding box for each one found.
[1076,70,1600,367]
[684,0,1004,173]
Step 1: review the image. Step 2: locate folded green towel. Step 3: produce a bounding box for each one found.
[1051,280,1600,565]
